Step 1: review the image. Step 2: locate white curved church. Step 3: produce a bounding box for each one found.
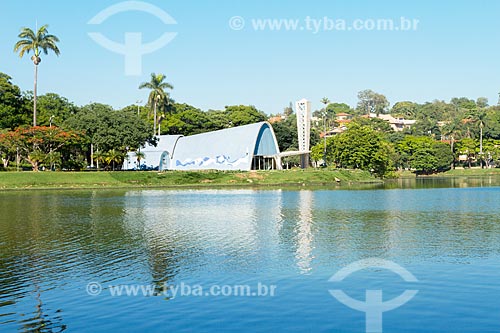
[123,121,282,171]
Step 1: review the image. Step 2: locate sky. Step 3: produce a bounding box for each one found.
[1,0,499,114]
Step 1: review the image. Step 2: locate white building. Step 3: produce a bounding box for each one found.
[370,113,416,132]
[123,121,282,171]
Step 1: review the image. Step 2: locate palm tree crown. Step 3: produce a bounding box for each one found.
[139,73,173,135]
[14,24,60,126]
[14,25,60,61]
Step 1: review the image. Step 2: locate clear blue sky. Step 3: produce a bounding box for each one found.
[1,0,499,114]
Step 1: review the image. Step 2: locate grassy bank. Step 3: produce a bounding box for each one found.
[0,169,379,190]
[441,167,500,177]
[393,167,500,178]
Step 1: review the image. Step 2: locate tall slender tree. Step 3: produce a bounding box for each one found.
[14,24,60,127]
[471,110,487,167]
[139,73,173,135]
[320,97,330,164]
[442,117,463,169]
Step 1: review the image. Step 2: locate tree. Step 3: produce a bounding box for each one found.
[320,97,330,163]
[442,117,464,168]
[456,138,478,168]
[36,93,78,126]
[139,73,173,135]
[135,150,145,170]
[469,110,487,167]
[482,139,500,167]
[484,109,500,140]
[417,100,456,122]
[0,72,29,129]
[272,114,298,152]
[163,107,211,135]
[397,136,453,174]
[104,149,126,171]
[313,102,352,119]
[411,118,440,137]
[356,89,389,115]
[352,117,394,133]
[323,124,394,177]
[476,97,489,109]
[225,105,267,127]
[327,102,352,115]
[64,103,155,166]
[391,101,419,118]
[0,129,16,167]
[283,102,294,117]
[450,97,476,111]
[0,126,84,171]
[14,24,60,127]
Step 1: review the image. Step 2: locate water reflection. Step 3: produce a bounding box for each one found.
[295,191,314,273]
[0,180,500,332]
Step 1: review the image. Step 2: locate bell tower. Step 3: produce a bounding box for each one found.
[295,98,311,168]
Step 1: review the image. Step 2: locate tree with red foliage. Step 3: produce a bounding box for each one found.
[0,126,84,171]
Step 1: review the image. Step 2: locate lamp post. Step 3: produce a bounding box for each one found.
[49,115,55,128]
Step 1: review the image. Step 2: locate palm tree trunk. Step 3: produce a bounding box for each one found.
[450,136,455,169]
[33,64,38,127]
[480,125,483,168]
[153,102,157,135]
[480,126,483,153]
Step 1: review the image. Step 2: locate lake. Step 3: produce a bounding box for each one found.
[1,177,500,332]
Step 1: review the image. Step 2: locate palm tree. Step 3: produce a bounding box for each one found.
[320,97,330,165]
[135,150,145,170]
[442,117,463,169]
[104,149,125,171]
[139,73,173,135]
[469,110,487,167]
[14,24,60,127]
[477,111,487,168]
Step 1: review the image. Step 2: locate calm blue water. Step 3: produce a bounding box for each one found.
[1,181,500,332]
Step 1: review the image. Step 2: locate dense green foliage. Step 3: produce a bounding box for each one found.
[0,70,274,171]
[162,104,267,135]
[0,126,85,171]
[0,73,28,129]
[307,92,500,176]
[396,136,453,174]
[323,124,394,177]
[1,54,499,175]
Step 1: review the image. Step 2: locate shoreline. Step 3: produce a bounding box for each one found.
[0,169,379,191]
[0,168,499,191]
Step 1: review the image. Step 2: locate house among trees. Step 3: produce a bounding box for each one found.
[370,113,416,132]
